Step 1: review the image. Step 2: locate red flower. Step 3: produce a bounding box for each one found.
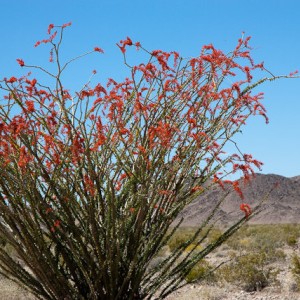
[119,127,129,135]
[119,173,127,180]
[62,22,72,28]
[233,181,243,199]
[191,186,203,194]
[50,219,61,232]
[54,220,61,227]
[135,41,141,50]
[25,100,35,112]
[16,59,25,67]
[18,146,31,168]
[34,41,41,47]
[30,79,37,86]
[115,182,122,191]
[117,37,133,54]
[124,37,132,46]
[7,77,17,83]
[94,47,104,53]
[289,70,299,77]
[240,203,252,218]
[47,23,54,34]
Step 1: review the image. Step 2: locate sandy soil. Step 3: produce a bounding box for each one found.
[0,277,36,299]
[1,278,299,300]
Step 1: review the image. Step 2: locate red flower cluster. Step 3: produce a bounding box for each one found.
[94,47,104,53]
[16,59,25,67]
[6,77,18,83]
[240,203,252,218]
[62,22,72,29]
[47,23,54,34]
[50,220,61,232]
[117,37,133,54]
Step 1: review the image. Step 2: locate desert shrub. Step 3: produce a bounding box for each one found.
[185,260,216,283]
[168,229,196,252]
[218,251,280,292]
[0,22,296,299]
[281,224,300,247]
[286,236,298,247]
[291,254,300,291]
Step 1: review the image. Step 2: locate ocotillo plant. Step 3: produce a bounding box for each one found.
[0,23,297,299]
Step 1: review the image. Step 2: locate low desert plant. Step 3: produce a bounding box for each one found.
[291,254,300,291]
[218,251,280,292]
[168,229,197,252]
[185,259,216,283]
[281,224,300,247]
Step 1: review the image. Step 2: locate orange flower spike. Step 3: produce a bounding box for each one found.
[47,23,54,34]
[232,180,244,199]
[240,203,252,218]
[94,47,104,53]
[119,173,128,181]
[16,59,25,67]
[7,77,18,83]
[62,22,72,29]
[25,100,35,112]
[117,37,133,54]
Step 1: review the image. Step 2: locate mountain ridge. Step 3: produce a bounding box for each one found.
[177,173,300,226]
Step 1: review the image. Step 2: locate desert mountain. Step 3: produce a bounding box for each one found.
[177,173,300,227]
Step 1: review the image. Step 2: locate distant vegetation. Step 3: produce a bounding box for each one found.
[162,224,300,292]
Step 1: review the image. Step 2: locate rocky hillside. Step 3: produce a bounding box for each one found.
[178,173,300,227]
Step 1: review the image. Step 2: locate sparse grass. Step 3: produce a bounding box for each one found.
[226,224,300,251]
[167,224,299,256]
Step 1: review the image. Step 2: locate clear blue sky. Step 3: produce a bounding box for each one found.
[1,0,299,178]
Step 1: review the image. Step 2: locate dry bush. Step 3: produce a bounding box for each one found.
[218,251,280,292]
[185,260,216,284]
[291,254,300,291]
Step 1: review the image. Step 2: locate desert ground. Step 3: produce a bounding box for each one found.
[2,224,300,300]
